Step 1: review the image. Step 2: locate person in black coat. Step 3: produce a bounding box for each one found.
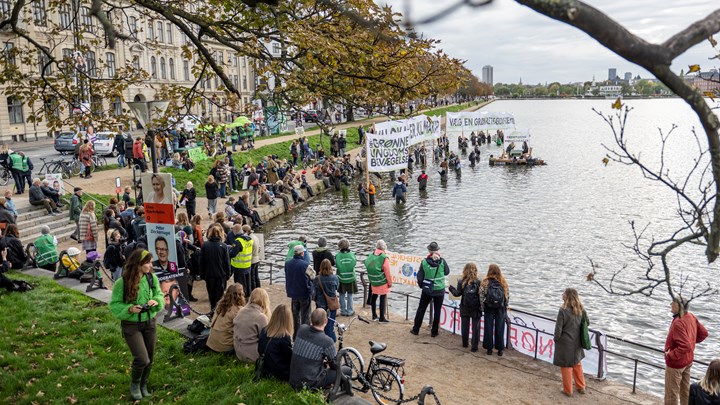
[114,134,126,168]
[312,237,334,273]
[200,225,231,311]
[257,304,294,382]
[690,359,720,405]
[40,180,63,207]
[180,182,197,219]
[233,193,264,228]
[0,224,27,270]
[448,263,483,352]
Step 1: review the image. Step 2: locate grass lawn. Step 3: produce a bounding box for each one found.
[0,274,325,404]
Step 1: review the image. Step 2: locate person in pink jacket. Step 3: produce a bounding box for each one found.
[363,240,392,323]
[664,295,709,405]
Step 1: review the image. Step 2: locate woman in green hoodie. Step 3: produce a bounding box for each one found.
[109,249,164,401]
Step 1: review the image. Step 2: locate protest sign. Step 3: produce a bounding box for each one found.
[446,111,516,132]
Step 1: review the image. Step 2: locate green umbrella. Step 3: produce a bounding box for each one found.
[232,116,251,126]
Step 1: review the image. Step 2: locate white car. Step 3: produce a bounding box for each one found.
[93,132,127,157]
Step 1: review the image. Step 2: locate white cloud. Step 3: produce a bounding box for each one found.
[377,0,720,84]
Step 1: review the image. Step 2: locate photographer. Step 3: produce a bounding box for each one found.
[109,250,164,401]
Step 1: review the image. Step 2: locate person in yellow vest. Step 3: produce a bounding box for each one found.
[230,224,253,298]
[363,240,392,323]
[410,241,450,337]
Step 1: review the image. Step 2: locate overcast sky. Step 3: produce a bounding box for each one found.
[377,0,719,85]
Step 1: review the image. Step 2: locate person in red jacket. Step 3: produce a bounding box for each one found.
[664,296,709,405]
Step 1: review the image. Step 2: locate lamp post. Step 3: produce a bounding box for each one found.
[126,100,170,173]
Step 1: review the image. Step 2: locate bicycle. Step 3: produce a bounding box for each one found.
[0,164,9,186]
[334,316,405,404]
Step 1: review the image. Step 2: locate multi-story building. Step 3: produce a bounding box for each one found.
[482,65,493,86]
[0,4,255,143]
[685,70,720,93]
[624,72,632,82]
[608,68,617,81]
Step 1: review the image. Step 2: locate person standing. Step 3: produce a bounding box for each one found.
[132,137,147,173]
[417,170,429,191]
[79,139,94,179]
[481,263,509,356]
[179,181,196,219]
[690,359,720,405]
[114,133,126,168]
[335,238,357,317]
[230,224,253,298]
[69,187,83,240]
[250,225,265,291]
[391,180,407,204]
[367,182,376,206]
[78,201,98,253]
[410,242,449,337]
[285,244,313,338]
[448,262,482,352]
[312,237,335,273]
[313,259,339,341]
[553,288,588,397]
[665,296,709,405]
[108,250,164,401]
[201,225,231,311]
[364,240,392,323]
[205,175,219,219]
[8,150,28,194]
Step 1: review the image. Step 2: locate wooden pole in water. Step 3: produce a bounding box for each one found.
[365,124,370,190]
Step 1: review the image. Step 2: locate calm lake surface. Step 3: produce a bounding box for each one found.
[260,99,719,392]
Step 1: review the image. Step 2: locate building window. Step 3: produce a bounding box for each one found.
[169,58,175,80]
[166,23,173,44]
[7,97,23,124]
[106,52,116,77]
[233,75,238,89]
[150,56,157,79]
[86,51,96,77]
[38,48,52,75]
[61,48,73,74]
[129,16,137,37]
[112,96,122,116]
[81,7,93,33]
[272,42,281,54]
[132,56,140,71]
[59,4,71,29]
[148,21,154,42]
[32,0,47,26]
[156,21,163,42]
[183,60,189,81]
[160,57,166,79]
[4,42,15,66]
[90,95,103,117]
[205,76,211,89]
[0,0,10,17]
[214,75,218,89]
[219,53,224,66]
[242,75,247,90]
[241,56,246,67]
[45,96,60,119]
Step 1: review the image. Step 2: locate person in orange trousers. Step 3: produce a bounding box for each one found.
[553,288,587,397]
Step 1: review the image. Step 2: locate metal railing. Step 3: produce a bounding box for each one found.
[254,247,710,395]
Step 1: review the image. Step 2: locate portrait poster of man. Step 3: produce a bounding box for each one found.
[147,223,189,310]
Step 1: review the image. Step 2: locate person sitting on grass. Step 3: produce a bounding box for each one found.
[233,287,271,363]
[207,283,245,355]
[257,303,294,381]
[0,224,26,270]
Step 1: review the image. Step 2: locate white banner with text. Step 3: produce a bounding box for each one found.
[446,111,516,132]
[367,115,442,172]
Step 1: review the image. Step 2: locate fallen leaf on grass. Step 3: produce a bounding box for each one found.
[36,391,44,397]
[67,395,77,404]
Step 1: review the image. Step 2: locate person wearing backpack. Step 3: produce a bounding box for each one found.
[410,242,450,337]
[448,262,483,352]
[481,263,509,356]
[108,249,164,401]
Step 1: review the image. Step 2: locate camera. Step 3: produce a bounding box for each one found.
[140,304,150,313]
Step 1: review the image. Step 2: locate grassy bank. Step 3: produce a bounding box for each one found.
[0,274,325,404]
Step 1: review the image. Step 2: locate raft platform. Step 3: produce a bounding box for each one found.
[489,157,546,166]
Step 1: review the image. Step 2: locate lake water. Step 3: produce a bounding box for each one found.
[260,99,719,393]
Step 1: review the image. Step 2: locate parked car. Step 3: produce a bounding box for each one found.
[303,110,318,123]
[93,132,129,157]
[54,131,81,154]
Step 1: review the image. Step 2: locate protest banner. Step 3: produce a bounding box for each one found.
[503,128,531,145]
[367,115,441,172]
[386,251,424,287]
[446,111,516,132]
[187,146,207,162]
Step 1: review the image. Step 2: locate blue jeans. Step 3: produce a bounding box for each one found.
[291,298,312,339]
[323,308,337,342]
[117,154,125,167]
[219,182,227,198]
[339,292,354,315]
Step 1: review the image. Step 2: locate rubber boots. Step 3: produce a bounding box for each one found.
[140,365,152,397]
[130,367,143,400]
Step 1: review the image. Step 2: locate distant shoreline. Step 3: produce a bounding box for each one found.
[491,95,680,101]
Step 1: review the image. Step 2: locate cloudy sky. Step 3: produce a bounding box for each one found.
[378,0,719,85]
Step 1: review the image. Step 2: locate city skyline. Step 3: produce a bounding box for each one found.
[378,0,719,84]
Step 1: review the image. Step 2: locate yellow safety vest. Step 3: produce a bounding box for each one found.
[231,236,253,269]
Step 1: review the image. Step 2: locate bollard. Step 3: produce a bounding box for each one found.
[632,359,638,394]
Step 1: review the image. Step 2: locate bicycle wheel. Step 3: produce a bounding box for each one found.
[60,163,72,179]
[96,156,107,167]
[0,168,10,186]
[339,348,365,390]
[69,160,82,176]
[370,367,404,405]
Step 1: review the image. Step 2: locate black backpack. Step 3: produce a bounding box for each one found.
[462,281,481,310]
[484,280,505,309]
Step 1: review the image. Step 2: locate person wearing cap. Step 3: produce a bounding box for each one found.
[230,224,254,298]
[410,241,450,337]
[34,225,58,272]
[664,295,709,405]
[56,246,82,279]
[109,249,164,401]
[363,240,392,323]
[312,237,335,273]
[286,235,310,264]
[69,187,83,240]
[285,243,313,338]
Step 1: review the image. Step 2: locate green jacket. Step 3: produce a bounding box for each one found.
[364,253,388,287]
[69,194,82,221]
[34,234,58,266]
[109,273,165,322]
[335,251,357,284]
